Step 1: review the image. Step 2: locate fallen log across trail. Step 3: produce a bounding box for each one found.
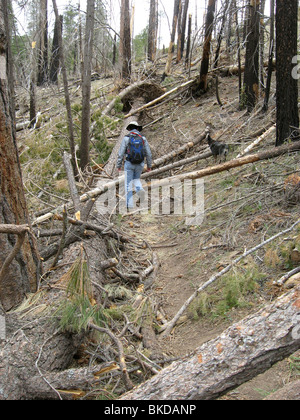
[147,140,300,190]
[120,285,300,400]
[32,140,300,226]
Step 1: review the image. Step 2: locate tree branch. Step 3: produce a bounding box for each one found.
[161,219,300,337]
[0,225,30,285]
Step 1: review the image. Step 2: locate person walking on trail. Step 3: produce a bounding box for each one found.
[117,121,152,210]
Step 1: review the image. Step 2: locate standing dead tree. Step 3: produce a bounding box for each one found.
[52,0,77,174]
[243,0,260,111]
[162,0,181,81]
[148,0,157,62]
[275,0,299,146]
[195,0,217,93]
[119,0,132,81]
[37,0,48,86]
[80,0,95,171]
[262,0,274,112]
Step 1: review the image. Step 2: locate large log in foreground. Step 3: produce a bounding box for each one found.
[120,286,300,400]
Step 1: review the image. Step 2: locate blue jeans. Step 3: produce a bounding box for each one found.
[124,161,145,208]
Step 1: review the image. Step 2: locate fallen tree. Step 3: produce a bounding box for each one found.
[32,140,300,227]
[237,125,276,158]
[124,79,196,119]
[148,140,300,190]
[102,81,164,117]
[120,285,300,400]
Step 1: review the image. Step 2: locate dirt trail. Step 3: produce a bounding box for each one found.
[121,80,300,396]
[127,212,300,400]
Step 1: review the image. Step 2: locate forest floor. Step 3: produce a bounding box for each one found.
[15,67,300,400]
[122,75,300,399]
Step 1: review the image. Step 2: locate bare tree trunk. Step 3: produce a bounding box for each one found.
[259,0,266,93]
[196,0,216,92]
[243,0,260,111]
[213,0,231,69]
[179,0,189,61]
[234,0,242,106]
[29,45,37,128]
[0,1,40,311]
[185,13,192,68]
[37,0,48,86]
[119,0,131,81]
[176,0,182,63]
[120,286,300,400]
[52,0,77,175]
[80,0,95,171]
[49,13,62,84]
[262,0,274,112]
[148,0,157,62]
[162,0,181,81]
[275,0,299,146]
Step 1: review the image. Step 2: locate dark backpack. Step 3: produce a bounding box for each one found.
[127,132,145,164]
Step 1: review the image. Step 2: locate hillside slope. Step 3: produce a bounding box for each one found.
[13,70,300,400]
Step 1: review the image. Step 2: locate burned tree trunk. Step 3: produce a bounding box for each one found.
[179,0,189,62]
[80,0,95,171]
[243,0,260,112]
[37,0,48,86]
[49,13,62,84]
[52,0,77,174]
[262,0,274,112]
[162,0,181,81]
[275,0,299,146]
[121,286,300,400]
[119,0,132,81]
[195,0,216,93]
[148,0,157,62]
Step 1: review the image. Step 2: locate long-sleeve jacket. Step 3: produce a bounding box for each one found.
[117,129,152,169]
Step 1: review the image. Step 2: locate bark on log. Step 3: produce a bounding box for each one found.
[237,125,276,158]
[120,286,300,400]
[219,59,276,77]
[0,316,83,400]
[25,363,117,400]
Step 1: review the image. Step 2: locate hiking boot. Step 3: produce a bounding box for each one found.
[137,189,146,201]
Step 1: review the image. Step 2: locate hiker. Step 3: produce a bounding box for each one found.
[117,121,152,210]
